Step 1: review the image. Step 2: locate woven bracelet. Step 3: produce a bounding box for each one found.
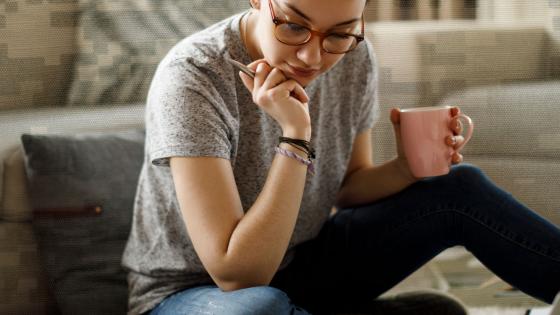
[275,146,315,175]
[278,136,316,159]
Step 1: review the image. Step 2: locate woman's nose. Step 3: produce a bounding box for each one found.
[296,35,323,67]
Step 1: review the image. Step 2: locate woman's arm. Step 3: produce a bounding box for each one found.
[171,58,314,291]
[335,107,466,209]
[171,130,310,292]
[334,158,417,209]
[334,127,417,209]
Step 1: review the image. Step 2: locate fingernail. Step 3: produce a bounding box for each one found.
[257,63,263,71]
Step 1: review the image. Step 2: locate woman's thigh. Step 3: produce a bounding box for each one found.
[149,285,311,315]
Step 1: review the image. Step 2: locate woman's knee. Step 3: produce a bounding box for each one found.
[151,285,303,315]
[448,163,485,181]
[230,286,304,314]
[444,164,507,201]
[198,285,304,315]
[445,163,492,189]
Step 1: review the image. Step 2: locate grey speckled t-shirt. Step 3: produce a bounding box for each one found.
[121,10,379,315]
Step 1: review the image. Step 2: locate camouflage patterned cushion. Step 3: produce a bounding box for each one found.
[66,0,248,106]
[0,1,77,110]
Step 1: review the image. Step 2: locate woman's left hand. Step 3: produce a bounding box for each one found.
[390,106,465,179]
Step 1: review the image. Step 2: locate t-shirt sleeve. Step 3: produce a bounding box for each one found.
[356,40,380,134]
[147,57,235,167]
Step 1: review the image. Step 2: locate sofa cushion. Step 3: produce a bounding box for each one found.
[1,147,33,222]
[438,80,560,159]
[66,0,247,106]
[20,129,145,315]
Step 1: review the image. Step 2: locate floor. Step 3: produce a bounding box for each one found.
[382,246,548,314]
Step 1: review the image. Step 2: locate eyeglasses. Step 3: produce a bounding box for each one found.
[267,0,365,54]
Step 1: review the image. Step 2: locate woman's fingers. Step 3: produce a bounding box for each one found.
[247,59,265,68]
[448,107,465,164]
[269,80,309,104]
[261,67,287,91]
[446,135,465,149]
[239,71,253,91]
[450,106,461,117]
[292,82,309,104]
[450,117,463,135]
[449,107,462,135]
[239,60,308,105]
[447,135,465,164]
[253,62,271,94]
[451,152,463,164]
[238,59,267,92]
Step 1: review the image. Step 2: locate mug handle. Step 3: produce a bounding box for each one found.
[453,113,474,152]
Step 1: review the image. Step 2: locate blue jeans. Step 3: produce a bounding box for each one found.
[150,164,560,315]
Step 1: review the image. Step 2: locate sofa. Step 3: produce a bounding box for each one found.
[1,2,559,314]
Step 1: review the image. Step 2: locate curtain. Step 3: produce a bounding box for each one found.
[364,0,477,22]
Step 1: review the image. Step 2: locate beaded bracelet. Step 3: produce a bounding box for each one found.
[275,146,315,175]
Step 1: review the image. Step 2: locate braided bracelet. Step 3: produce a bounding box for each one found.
[275,146,315,175]
[278,136,316,159]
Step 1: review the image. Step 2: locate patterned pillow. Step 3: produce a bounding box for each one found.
[66,0,248,106]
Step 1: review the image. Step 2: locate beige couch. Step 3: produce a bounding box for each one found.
[1,3,559,314]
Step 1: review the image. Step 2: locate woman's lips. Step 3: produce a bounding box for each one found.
[286,64,319,78]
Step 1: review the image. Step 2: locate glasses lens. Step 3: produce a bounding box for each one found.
[275,23,311,45]
[275,22,360,54]
[323,34,358,54]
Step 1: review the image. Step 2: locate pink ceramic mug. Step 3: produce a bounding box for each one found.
[400,105,474,178]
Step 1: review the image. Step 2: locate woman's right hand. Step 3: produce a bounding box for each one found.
[239,59,312,140]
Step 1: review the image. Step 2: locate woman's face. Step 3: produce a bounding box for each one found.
[251,0,366,87]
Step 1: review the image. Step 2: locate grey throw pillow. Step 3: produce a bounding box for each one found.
[20,130,145,315]
[66,0,248,106]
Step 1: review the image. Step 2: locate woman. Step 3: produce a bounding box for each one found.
[121,0,560,314]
